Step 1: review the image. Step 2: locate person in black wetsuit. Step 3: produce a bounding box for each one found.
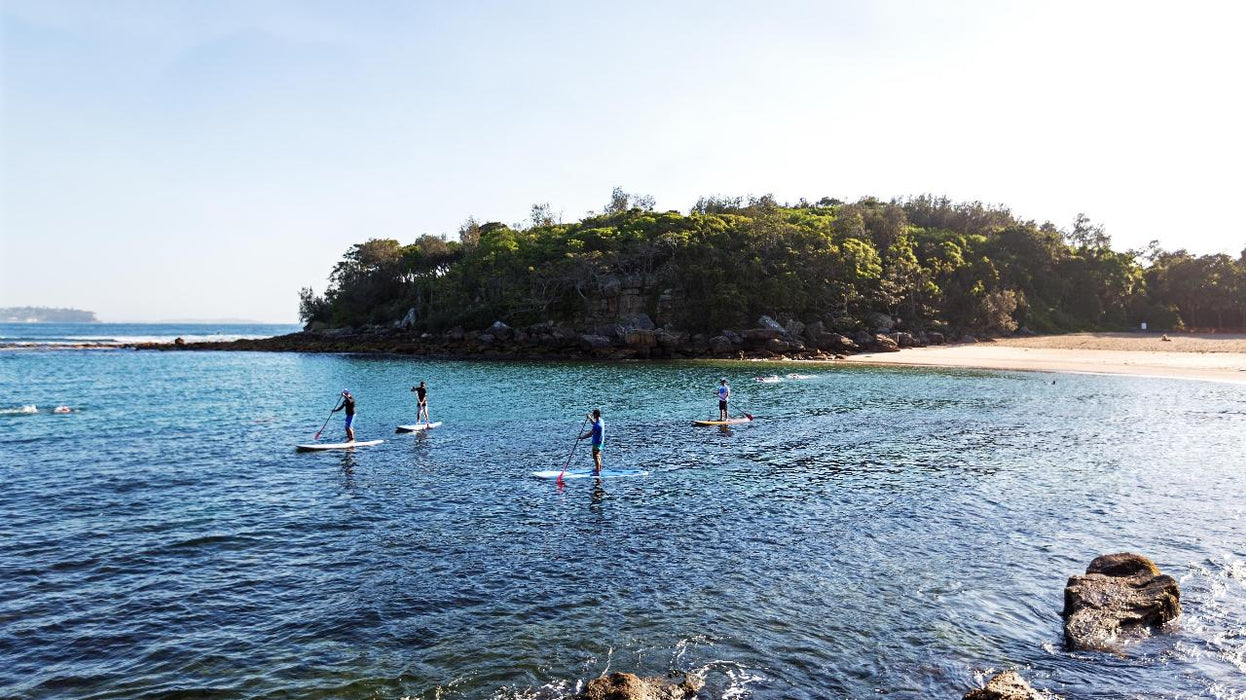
[331,390,356,442]
[411,381,430,425]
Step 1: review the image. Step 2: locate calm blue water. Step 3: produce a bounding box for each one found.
[0,322,301,347]
[1,349,1244,699]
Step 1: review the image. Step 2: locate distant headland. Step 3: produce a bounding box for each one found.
[1,307,97,323]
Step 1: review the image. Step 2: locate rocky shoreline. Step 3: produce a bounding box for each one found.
[137,314,972,360]
[570,552,1181,700]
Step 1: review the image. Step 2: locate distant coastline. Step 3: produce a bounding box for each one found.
[0,307,97,323]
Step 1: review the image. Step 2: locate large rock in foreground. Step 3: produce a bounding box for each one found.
[963,671,1045,700]
[579,672,702,700]
[1062,552,1181,651]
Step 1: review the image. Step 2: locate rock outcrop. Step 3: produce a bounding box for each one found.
[963,671,1045,700]
[1062,552,1181,651]
[579,672,702,700]
[872,333,900,352]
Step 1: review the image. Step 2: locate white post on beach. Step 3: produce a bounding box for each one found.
[1141,322,1148,331]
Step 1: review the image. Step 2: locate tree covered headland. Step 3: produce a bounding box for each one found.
[299,192,1246,335]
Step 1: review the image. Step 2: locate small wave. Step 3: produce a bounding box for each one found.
[785,373,815,380]
[754,376,782,383]
[0,405,38,415]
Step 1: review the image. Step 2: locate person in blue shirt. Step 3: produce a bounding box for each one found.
[716,378,731,421]
[577,409,604,475]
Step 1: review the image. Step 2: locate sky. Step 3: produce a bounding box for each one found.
[1,1,1243,323]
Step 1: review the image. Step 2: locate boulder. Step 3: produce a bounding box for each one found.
[487,320,512,341]
[579,334,614,352]
[708,335,734,354]
[625,328,656,349]
[721,330,744,346]
[654,329,688,349]
[393,305,418,326]
[624,313,655,331]
[551,325,579,343]
[963,671,1044,700]
[579,672,702,700]
[1016,326,1037,337]
[784,318,806,338]
[758,315,785,331]
[1062,552,1181,651]
[447,326,465,341]
[960,335,979,344]
[852,330,873,348]
[872,333,900,352]
[829,333,857,352]
[804,320,826,343]
[927,331,946,345]
[894,331,916,348]
[765,338,791,354]
[741,328,783,345]
[867,311,895,333]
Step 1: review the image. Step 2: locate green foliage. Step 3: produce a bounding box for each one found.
[301,194,1246,335]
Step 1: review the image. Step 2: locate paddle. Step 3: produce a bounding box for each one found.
[312,399,340,440]
[558,413,590,485]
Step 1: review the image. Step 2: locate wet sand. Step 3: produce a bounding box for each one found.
[843,333,1246,384]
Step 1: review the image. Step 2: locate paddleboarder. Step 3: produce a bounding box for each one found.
[411,381,430,425]
[331,389,356,442]
[577,409,605,475]
[716,378,730,421]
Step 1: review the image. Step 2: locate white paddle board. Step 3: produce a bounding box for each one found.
[692,418,754,426]
[395,421,442,433]
[531,468,648,479]
[296,439,384,451]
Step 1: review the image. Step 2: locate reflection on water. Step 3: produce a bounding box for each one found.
[0,352,1243,699]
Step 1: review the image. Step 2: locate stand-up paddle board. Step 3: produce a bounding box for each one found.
[396,422,442,433]
[296,440,384,451]
[532,468,648,479]
[692,418,754,426]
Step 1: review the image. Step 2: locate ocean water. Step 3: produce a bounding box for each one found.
[0,322,301,348]
[0,349,1243,699]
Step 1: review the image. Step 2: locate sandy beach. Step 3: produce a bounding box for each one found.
[843,333,1246,384]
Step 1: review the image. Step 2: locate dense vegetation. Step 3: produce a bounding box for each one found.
[0,307,97,323]
[299,192,1246,335]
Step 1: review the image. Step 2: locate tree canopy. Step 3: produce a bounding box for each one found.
[299,193,1245,335]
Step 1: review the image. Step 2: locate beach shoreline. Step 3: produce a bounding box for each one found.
[840,333,1246,384]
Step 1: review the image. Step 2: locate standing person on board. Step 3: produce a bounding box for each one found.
[577,409,605,475]
[331,390,356,442]
[716,378,731,421]
[411,381,430,425]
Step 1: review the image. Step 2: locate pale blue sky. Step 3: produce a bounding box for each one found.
[2,1,1243,322]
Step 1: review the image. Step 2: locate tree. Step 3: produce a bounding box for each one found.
[529,203,558,227]
[458,217,482,250]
